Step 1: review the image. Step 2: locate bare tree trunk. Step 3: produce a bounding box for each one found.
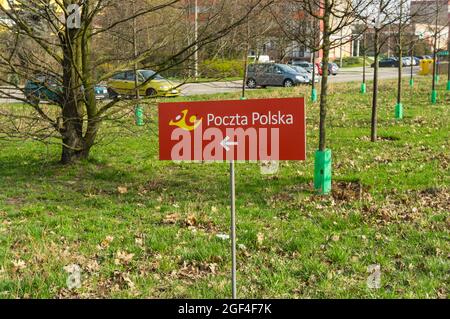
[312,51,316,88]
[242,17,250,98]
[371,30,379,142]
[447,34,450,88]
[431,1,439,95]
[397,4,403,106]
[397,52,402,105]
[60,1,97,164]
[319,4,331,151]
[82,1,99,156]
[363,32,366,84]
[410,43,414,84]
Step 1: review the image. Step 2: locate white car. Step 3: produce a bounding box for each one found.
[402,57,413,66]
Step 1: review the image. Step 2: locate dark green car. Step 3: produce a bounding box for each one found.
[24,75,62,104]
[24,74,109,104]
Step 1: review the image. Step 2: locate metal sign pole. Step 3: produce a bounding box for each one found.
[230,160,237,299]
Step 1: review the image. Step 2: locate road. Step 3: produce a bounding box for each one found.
[0,67,419,103]
[181,66,419,96]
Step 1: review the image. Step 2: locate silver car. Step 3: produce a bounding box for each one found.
[246,63,309,88]
[290,66,319,84]
[290,61,319,75]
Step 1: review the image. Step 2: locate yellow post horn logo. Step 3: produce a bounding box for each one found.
[169,109,202,131]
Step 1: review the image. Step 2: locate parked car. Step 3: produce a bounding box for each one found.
[289,61,320,75]
[318,62,338,75]
[93,85,109,99]
[107,69,180,98]
[289,65,319,83]
[329,62,339,75]
[315,62,323,75]
[371,58,399,67]
[401,57,411,66]
[246,63,309,88]
[24,74,109,104]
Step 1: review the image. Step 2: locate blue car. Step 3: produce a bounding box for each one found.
[24,74,109,104]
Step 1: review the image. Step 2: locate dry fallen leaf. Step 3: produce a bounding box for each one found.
[135,237,144,247]
[163,213,179,224]
[331,235,340,242]
[86,260,100,273]
[115,250,135,265]
[257,232,264,245]
[117,186,128,194]
[185,214,197,226]
[98,235,114,250]
[121,273,135,289]
[12,259,26,272]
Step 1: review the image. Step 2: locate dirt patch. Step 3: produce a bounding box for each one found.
[332,181,368,202]
[172,260,218,281]
[362,187,449,224]
[161,213,219,233]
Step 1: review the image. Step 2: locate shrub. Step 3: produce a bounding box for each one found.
[338,56,373,68]
[200,59,244,78]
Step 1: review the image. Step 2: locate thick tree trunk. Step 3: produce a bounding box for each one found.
[61,129,89,164]
[60,24,88,164]
[58,1,97,165]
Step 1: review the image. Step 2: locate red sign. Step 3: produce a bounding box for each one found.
[159,98,306,161]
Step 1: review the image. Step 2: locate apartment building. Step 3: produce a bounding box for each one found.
[411,0,450,51]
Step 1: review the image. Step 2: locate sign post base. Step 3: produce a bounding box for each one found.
[314,149,332,195]
[395,103,403,120]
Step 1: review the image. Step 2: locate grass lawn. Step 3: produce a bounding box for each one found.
[0,76,448,299]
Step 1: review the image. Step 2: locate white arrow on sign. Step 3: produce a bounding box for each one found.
[220,136,238,151]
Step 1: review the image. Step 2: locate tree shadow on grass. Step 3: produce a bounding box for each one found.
[0,155,317,213]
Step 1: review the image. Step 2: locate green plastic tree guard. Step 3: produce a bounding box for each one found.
[447,80,450,91]
[311,88,317,102]
[135,105,144,126]
[395,103,403,120]
[314,149,332,195]
[409,78,414,87]
[431,90,437,104]
[435,75,439,84]
[360,83,366,93]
